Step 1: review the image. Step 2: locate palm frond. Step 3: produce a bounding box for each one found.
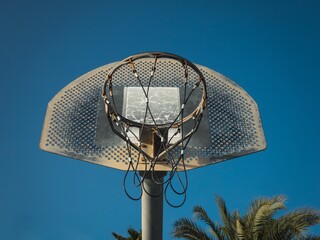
[275,208,320,238]
[304,235,320,240]
[112,232,128,240]
[241,195,286,238]
[112,227,141,240]
[235,211,245,240]
[193,205,225,240]
[172,218,214,240]
[127,227,141,239]
[252,199,286,239]
[214,194,236,239]
[171,194,319,240]
[246,195,286,219]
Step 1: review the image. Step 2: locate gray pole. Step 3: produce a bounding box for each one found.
[141,172,166,240]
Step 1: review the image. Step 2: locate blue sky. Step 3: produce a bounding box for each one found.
[1,0,319,239]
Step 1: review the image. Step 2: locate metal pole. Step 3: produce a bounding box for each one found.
[141,172,166,240]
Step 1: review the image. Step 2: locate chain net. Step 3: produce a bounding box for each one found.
[102,52,207,207]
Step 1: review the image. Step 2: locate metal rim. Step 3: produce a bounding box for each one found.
[102,52,208,129]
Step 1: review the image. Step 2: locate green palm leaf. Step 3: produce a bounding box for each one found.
[112,227,141,240]
[112,232,127,240]
[127,227,142,240]
[235,211,245,240]
[271,208,320,239]
[170,194,320,240]
[252,199,285,239]
[193,205,225,240]
[172,218,214,240]
[214,195,237,239]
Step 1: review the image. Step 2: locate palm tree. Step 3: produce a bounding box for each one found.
[112,227,142,240]
[172,195,320,240]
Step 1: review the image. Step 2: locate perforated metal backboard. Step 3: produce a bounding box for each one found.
[40,55,266,171]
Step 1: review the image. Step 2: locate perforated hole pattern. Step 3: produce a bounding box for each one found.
[41,58,266,170]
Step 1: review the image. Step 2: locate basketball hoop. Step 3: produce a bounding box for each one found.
[102,52,207,206]
[40,51,266,239]
[40,51,266,207]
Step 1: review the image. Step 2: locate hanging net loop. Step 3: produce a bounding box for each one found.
[102,52,207,207]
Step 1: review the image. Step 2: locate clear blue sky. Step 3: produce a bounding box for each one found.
[1,0,319,239]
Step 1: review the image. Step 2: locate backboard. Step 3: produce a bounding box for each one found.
[40,52,266,172]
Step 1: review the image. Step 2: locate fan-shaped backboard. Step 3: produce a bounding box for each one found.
[40,57,266,171]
